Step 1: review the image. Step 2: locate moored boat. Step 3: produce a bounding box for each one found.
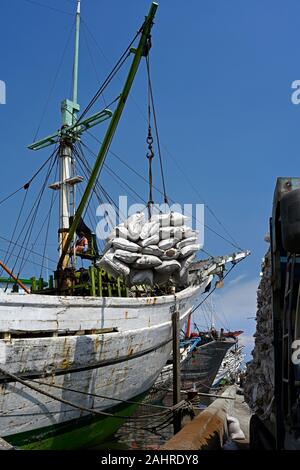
[0,1,249,449]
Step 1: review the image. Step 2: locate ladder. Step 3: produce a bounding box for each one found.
[281,253,300,429]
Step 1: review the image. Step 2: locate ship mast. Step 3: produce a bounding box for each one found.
[28,2,159,280]
[59,0,81,268]
[57,2,158,270]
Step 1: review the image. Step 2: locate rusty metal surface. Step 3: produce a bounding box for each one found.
[160,386,236,450]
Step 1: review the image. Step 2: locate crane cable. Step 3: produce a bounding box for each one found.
[145,53,168,209]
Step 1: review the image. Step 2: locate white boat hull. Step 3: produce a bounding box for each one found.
[0,282,210,443]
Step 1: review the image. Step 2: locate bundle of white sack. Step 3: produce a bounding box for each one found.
[97,211,200,287]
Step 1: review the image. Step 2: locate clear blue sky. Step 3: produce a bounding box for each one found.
[1,0,300,357]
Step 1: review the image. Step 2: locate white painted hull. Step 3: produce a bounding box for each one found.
[0,281,210,441]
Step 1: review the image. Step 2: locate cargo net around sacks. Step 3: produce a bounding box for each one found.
[97,212,200,291]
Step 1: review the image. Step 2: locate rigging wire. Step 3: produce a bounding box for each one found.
[32,19,75,141]
[0,187,24,207]
[16,154,58,277]
[39,158,59,277]
[76,25,143,124]
[0,150,58,207]
[82,134,239,254]
[80,18,241,250]
[74,143,128,222]
[146,55,168,205]
[23,0,72,16]
[162,145,243,250]
[0,148,59,275]
[7,150,59,281]
[0,247,52,272]
[81,23,107,107]
[0,189,29,278]
[189,262,239,322]
[0,236,56,265]
[0,366,181,422]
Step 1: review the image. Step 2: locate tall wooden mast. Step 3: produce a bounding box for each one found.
[57,2,159,270]
[58,0,81,268]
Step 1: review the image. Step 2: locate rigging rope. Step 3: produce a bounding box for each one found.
[32,21,75,141]
[76,25,143,124]
[146,55,168,206]
[23,0,72,15]
[39,158,59,277]
[189,262,237,319]
[16,153,58,278]
[0,366,185,422]
[4,150,59,283]
[83,133,240,254]
[79,18,242,251]
[0,148,59,278]
[0,236,56,265]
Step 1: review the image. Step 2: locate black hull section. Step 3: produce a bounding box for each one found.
[181,339,236,392]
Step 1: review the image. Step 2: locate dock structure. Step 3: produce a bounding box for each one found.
[160,386,250,451]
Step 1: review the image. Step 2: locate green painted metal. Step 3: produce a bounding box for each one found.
[117,278,121,297]
[58,2,159,270]
[89,266,96,296]
[31,277,37,292]
[27,132,60,151]
[0,277,33,285]
[108,282,112,297]
[27,109,112,151]
[5,397,142,450]
[61,99,80,128]
[98,269,103,296]
[72,109,113,133]
[72,0,81,115]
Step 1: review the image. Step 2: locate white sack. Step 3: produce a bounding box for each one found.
[151,212,189,227]
[179,244,200,258]
[111,238,141,253]
[176,236,198,250]
[139,234,160,248]
[159,226,183,240]
[130,269,153,286]
[142,245,164,257]
[178,253,196,285]
[154,260,181,274]
[124,212,145,240]
[158,238,180,250]
[133,255,162,269]
[182,226,199,239]
[114,249,141,264]
[97,251,130,278]
[107,225,130,240]
[140,220,160,240]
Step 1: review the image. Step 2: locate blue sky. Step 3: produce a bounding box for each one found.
[1,0,300,358]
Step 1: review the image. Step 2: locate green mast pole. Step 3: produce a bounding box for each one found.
[58,0,81,268]
[72,0,81,118]
[58,2,158,270]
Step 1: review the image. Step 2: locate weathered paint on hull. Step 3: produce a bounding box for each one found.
[6,398,140,450]
[181,339,236,391]
[0,283,210,443]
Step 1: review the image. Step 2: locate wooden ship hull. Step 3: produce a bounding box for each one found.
[212,345,245,387]
[181,338,237,392]
[0,283,208,449]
